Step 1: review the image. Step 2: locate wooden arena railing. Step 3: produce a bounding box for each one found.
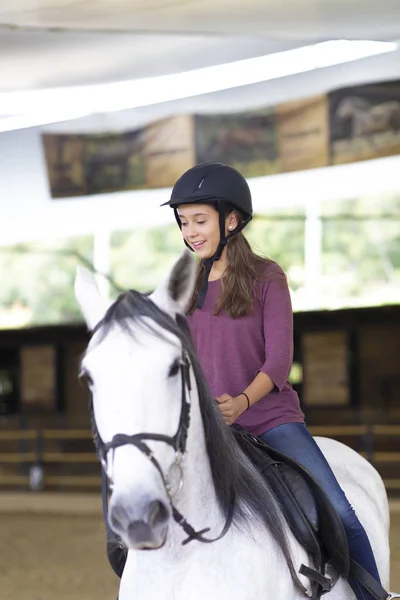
[308,425,369,437]
[0,428,99,490]
[0,424,399,492]
[369,425,400,491]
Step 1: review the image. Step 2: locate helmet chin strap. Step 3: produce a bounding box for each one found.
[196,259,213,309]
[195,207,227,308]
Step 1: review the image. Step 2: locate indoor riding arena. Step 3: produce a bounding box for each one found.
[0,494,118,600]
[0,494,399,599]
[1,0,400,599]
[2,309,400,597]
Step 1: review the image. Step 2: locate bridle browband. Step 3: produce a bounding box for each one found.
[97,351,235,546]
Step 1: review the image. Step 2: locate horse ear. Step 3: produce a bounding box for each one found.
[151,250,196,315]
[74,266,110,330]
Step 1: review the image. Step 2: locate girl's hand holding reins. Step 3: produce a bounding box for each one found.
[215,393,248,425]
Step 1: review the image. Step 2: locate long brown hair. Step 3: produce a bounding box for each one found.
[187,207,278,317]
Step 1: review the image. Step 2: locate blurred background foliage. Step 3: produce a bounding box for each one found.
[0,193,399,328]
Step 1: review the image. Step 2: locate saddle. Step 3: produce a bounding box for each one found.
[231,425,389,600]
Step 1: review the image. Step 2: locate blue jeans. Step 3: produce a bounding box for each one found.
[260,422,381,600]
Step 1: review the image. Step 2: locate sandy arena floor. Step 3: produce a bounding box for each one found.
[0,494,399,600]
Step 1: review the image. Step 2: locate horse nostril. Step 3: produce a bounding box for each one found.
[128,520,152,546]
[148,500,169,527]
[110,504,129,533]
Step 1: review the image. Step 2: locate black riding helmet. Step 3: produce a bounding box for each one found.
[161,163,253,308]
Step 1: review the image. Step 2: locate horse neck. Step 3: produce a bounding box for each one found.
[172,371,223,542]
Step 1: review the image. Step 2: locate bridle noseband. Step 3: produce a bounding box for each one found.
[98,351,235,546]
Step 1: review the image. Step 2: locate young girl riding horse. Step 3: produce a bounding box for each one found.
[161,162,397,600]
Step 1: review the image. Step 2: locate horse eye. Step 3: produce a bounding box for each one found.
[168,360,180,378]
[81,369,94,387]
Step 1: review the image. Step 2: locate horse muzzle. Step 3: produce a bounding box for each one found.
[109,495,170,550]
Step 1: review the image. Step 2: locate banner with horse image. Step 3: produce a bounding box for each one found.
[329,80,400,165]
[43,130,144,198]
[42,80,400,198]
[42,115,195,198]
[195,111,278,179]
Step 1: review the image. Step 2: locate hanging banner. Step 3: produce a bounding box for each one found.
[329,80,400,165]
[42,130,145,198]
[42,115,194,198]
[42,79,400,199]
[195,111,278,179]
[276,94,329,173]
[144,115,195,189]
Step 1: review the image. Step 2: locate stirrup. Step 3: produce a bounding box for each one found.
[387,594,400,599]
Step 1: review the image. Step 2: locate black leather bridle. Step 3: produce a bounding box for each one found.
[99,351,235,546]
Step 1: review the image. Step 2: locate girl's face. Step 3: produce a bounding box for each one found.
[177,204,237,259]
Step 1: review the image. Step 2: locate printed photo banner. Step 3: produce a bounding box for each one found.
[42,79,400,199]
[329,80,400,165]
[42,115,195,198]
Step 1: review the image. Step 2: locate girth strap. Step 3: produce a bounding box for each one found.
[350,560,391,600]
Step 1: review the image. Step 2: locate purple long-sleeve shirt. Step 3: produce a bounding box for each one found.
[187,263,305,436]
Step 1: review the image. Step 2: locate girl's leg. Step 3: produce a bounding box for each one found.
[260,422,381,600]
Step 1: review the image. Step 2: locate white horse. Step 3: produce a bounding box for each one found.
[74,251,391,600]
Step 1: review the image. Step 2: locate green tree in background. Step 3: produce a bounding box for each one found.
[246,207,305,292]
[109,205,306,294]
[0,236,93,326]
[321,195,400,307]
[110,226,183,293]
[0,194,399,328]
